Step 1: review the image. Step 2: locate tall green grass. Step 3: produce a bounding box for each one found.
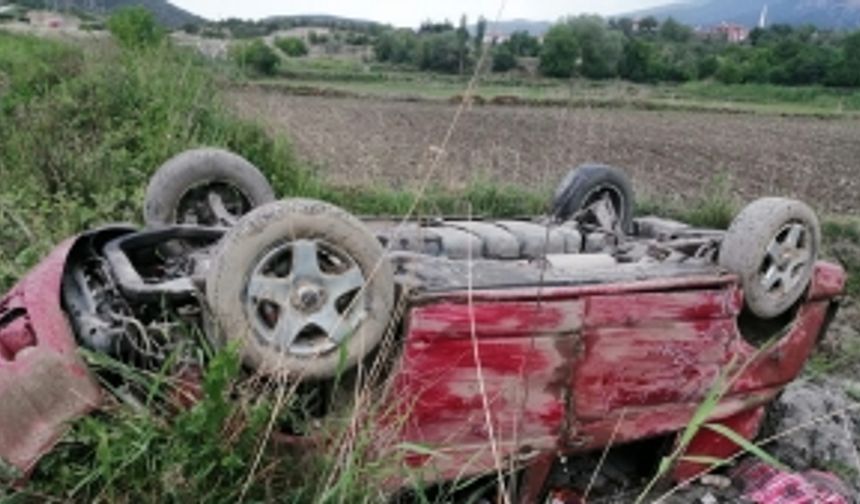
[0,32,306,291]
[677,81,860,112]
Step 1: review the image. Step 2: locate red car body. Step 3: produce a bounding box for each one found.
[0,234,846,495]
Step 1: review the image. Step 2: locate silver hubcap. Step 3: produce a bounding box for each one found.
[759,222,813,295]
[244,239,367,356]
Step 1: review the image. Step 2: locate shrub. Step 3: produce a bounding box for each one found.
[417,31,467,74]
[230,39,279,76]
[274,36,309,57]
[492,43,517,72]
[539,23,579,78]
[106,7,165,49]
[373,28,419,65]
[0,32,83,110]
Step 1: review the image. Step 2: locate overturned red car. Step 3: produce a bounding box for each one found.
[0,148,846,498]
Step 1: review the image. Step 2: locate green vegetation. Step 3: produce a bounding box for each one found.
[274,36,309,57]
[231,39,280,76]
[0,29,301,290]
[250,70,860,117]
[368,13,860,88]
[106,6,166,49]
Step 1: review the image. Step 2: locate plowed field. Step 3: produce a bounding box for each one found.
[229,90,860,214]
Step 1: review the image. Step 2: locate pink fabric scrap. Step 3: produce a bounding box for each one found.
[732,461,852,504]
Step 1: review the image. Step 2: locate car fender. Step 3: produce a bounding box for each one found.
[0,227,132,483]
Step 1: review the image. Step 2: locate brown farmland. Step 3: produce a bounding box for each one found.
[229,89,860,215]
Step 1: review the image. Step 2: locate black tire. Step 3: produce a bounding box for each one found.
[144,148,275,228]
[719,198,820,319]
[206,198,395,379]
[551,164,635,232]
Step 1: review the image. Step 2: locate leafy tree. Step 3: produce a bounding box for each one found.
[654,44,698,81]
[418,20,454,34]
[475,16,488,53]
[569,16,622,79]
[274,36,308,57]
[507,30,541,57]
[181,23,200,35]
[231,40,279,76]
[659,17,693,43]
[619,38,656,82]
[715,57,744,84]
[308,31,329,45]
[827,31,860,86]
[107,7,164,49]
[457,14,469,74]
[374,29,419,65]
[492,43,517,72]
[418,31,466,73]
[539,23,579,78]
[615,17,635,37]
[772,45,835,85]
[639,16,659,35]
[697,54,720,79]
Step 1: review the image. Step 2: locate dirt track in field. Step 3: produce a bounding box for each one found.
[229,89,860,215]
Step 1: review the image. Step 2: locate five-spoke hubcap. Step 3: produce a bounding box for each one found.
[758,222,812,295]
[244,239,367,356]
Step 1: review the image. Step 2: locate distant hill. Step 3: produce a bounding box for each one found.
[14,0,204,27]
[261,14,384,31]
[626,0,860,29]
[472,19,552,37]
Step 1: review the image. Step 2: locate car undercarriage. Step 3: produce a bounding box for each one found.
[0,148,848,502]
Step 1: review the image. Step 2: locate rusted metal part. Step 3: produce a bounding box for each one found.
[388,261,845,491]
[807,262,846,301]
[0,239,101,482]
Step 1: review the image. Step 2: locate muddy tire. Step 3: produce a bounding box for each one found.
[206,199,395,379]
[551,164,634,232]
[719,198,820,319]
[144,148,275,228]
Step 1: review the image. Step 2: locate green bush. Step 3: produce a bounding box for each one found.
[230,39,280,76]
[373,28,419,65]
[539,23,579,78]
[106,6,165,49]
[274,36,309,57]
[417,31,469,73]
[492,43,517,72]
[0,32,83,110]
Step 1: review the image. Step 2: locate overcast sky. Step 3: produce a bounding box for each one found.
[170,0,673,28]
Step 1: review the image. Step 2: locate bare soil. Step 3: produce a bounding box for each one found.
[228,90,860,215]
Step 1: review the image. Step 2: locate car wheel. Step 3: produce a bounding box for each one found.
[551,164,635,233]
[719,198,820,319]
[206,198,395,379]
[144,148,275,228]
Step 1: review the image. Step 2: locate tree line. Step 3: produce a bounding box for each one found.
[374,15,860,87]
